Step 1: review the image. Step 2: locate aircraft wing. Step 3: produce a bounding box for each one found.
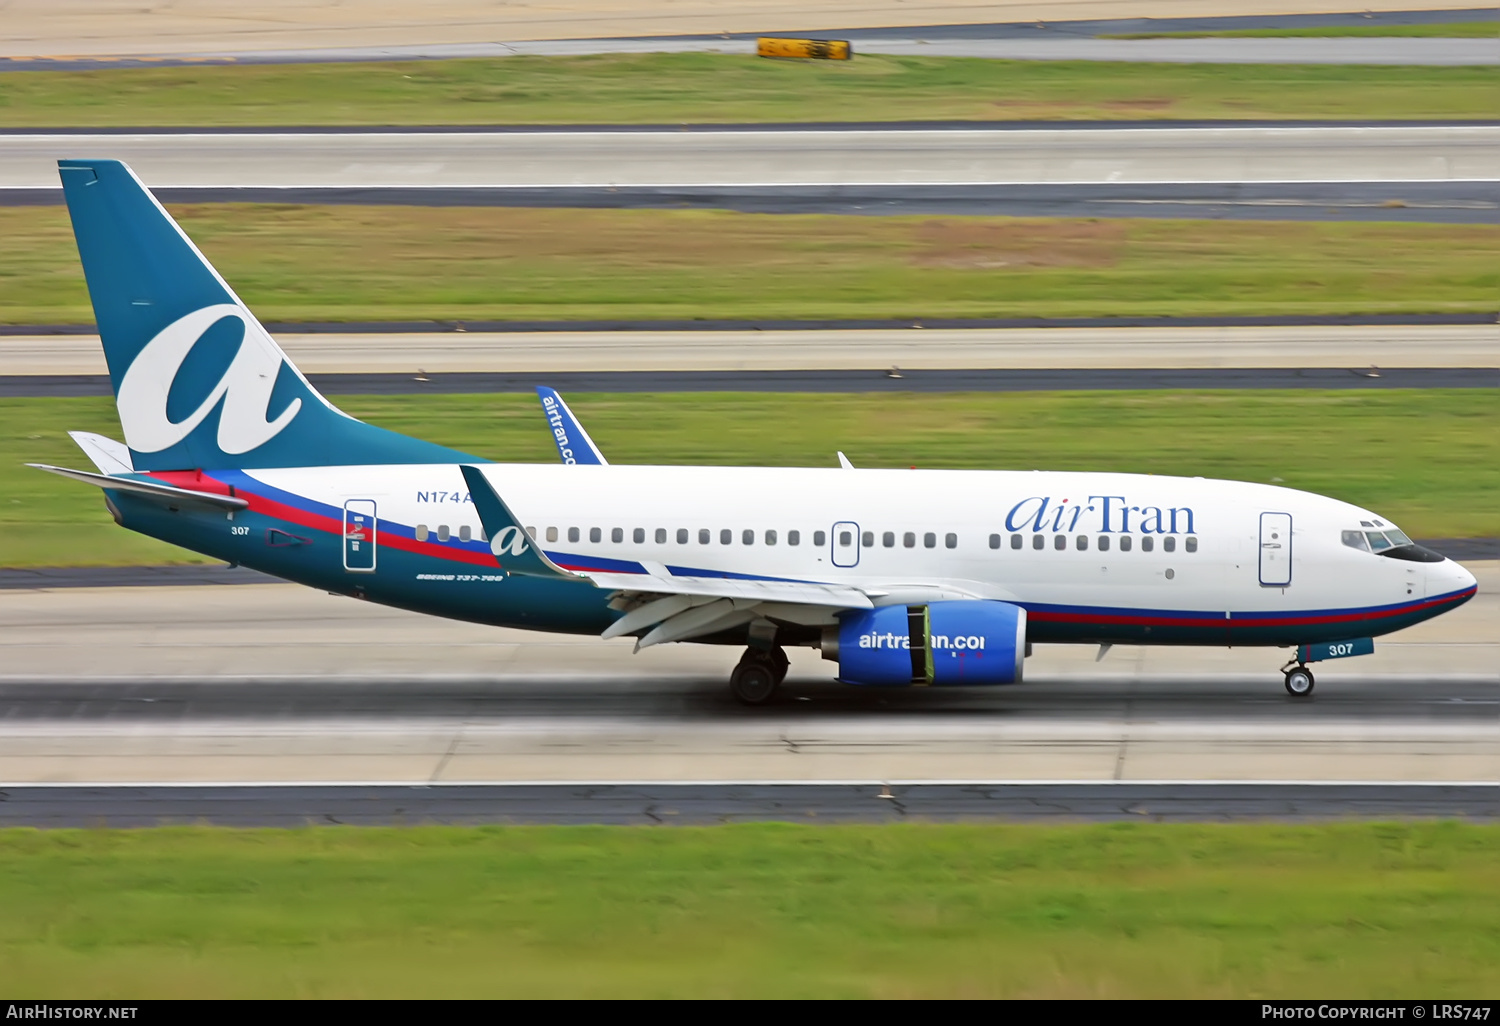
[460,465,872,647]
[536,387,607,465]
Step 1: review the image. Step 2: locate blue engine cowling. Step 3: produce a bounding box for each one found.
[832,600,1027,687]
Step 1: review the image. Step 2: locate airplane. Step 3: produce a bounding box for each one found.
[31,159,1478,705]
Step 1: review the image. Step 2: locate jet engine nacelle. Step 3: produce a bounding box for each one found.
[827,600,1027,687]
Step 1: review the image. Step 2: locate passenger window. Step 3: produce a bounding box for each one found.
[415,524,429,542]
[1163,536,1176,552]
[721,529,732,545]
[655,528,667,544]
[459,525,472,543]
[788,530,800,546]
[989,534,1001,550]
[766,530,777,545]
[568,527,580,543]
[611,527,623,543]
[1120,535,1133,552]
[1053,534,1066,551]
[1011,534,1022,550]
[862,531,874,547]
[904,532,916,549]
[437,525,450,542]
[945,533,957,549]
[883,531,895,548]
[1076,534,1087,551]
[1098,535,1110,552]
[1142,536,1154,552]
[589,527,601,543]
[677,528,689,544]
[924,532,936,549]
[838,530,851,547]
[814,531,826,546]
[546,526,558,543]
[526,527,536,539]
[1032,534,1044,550]
[743,529,755,545]
[699,528,710,545]
[633,528,645,544]
[1342,530,1370,553]
[1185,536,1198,553]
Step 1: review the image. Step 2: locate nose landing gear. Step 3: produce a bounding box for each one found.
[730,645,789,705]
[1282,664,1315,697]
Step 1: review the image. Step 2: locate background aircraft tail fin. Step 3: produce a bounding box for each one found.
[535,387,608,465]
[58,159,479,470]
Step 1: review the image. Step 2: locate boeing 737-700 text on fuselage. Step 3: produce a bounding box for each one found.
[32,161,1477,704]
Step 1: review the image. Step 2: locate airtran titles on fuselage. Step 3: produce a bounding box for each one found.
[1005,495,1197,535]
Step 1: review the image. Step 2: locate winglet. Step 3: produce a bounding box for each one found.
[837,451,854,470]
[536,387,607,465]
[459,465,584,580]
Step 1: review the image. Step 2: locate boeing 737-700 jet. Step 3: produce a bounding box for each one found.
[32,160,1478,704]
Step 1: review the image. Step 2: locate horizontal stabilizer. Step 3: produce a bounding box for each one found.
[68,431,133,474]
[28,463,248,511]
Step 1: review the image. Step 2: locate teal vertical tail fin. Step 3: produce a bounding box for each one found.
[59,159,479,470]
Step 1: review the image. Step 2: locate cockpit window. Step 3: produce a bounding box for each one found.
[1350,526,1435,558]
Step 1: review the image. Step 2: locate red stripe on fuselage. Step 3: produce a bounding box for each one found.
[149,471,499,568]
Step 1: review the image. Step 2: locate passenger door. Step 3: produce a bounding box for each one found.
[831,521,860,568]
[343,500,378,572]
[1258,512,1292,587]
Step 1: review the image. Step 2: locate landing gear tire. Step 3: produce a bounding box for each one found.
[767,645,790,684]
[730,660,780,706]
[1284,666,1315,697]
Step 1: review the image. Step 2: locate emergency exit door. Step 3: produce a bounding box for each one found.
[343,500,377,572]
[1259,512,1292,587]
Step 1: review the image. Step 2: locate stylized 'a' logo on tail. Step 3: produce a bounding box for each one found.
[58,159,481,471]
[118,304,301,455]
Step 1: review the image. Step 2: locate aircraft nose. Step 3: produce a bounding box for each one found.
[1440,558,1478,596]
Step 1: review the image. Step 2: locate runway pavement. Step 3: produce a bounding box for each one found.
[6,126,1497,192]
[11,36,1490,68]
[3,2,1491,64]
[9,180,1497,223]
[4,783,1500,826]
[6,366,1497,399]
[3,325,1495,378]
[0,564,1493,787]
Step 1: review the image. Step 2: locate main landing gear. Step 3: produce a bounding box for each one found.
[730,645,790,706]
[1282,663,1316,697]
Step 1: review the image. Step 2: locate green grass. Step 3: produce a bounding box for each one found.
[1108,21,1500,39]
[5,390,1496,567]
[0,53,1496,126]
[5,206,1498,324]
[1,822,1498,998]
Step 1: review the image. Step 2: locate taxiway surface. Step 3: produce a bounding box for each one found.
[6,126,1497,192]
[6,783,1500,826]
[0,564,1493,786]
[4,325,1496,378]
[3,2,1483,61]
